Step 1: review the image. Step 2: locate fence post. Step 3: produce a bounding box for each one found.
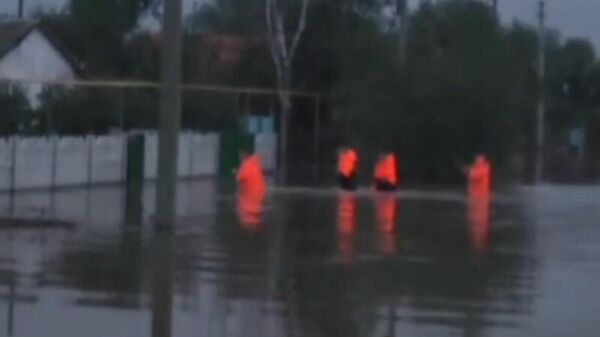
[122,133,128,182]
[87,135,94,187]
[188,133,194,178]
[51,135,58,190]
[47,87,54,137]
[9,136,17,216]
[9,136,17,194]
[313,96,321,181]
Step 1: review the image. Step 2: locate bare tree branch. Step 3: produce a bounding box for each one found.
[265,0,274,42]
[273,4,289,61]
[264,0,312,183]
[289,0,310,62]
[265,0,283,81]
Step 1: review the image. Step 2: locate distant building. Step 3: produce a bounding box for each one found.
[0,20,84,107]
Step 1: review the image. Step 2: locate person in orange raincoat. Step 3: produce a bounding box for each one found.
[373,153,398,191]
[467,154,491,198]
[236,152,266,230]
[337,147,358,190]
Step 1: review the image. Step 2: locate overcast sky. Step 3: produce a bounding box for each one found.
[1,0,599,50]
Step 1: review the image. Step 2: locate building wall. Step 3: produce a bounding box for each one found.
[0,28,76,106]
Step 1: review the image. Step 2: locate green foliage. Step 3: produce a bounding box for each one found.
[0,86,34,136]
[39,0,153,77]
[36,87,120,135]
[28,0,600,182]
[182,92,239,132]
[182,0,600,182]
[333,0,599,182]
[187,0,265,35]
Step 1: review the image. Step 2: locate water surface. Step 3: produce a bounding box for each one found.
[0,182,599,337]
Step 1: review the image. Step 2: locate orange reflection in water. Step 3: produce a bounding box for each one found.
[236,188,266,232]
[467,196,491,252]
[337,191,357,262]
[374,193,398,255]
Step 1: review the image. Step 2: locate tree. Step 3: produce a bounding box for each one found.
[265,0,311,182]
[39,0,153,77]
[0,86,33,135]
[334,0,544,182]
[36,87,120,135]
[186,0,265,35]
[543,37,598,143]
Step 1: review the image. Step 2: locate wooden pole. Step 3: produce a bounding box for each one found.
[534,0,546,183]
[18,0,24,18]
[313,97,321,180]
[155,0,183,228]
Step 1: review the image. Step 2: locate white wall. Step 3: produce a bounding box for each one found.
[0,28,76,106]
[0,132,222,191]
[91,135,126,184]
[178,133,193,177]
[191,133,220,176]
[144,132,158,180]
[55,136,89,186]
[145,131,221,180]
[14,137,53,189]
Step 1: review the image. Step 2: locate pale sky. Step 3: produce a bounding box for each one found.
[1,0,599,50]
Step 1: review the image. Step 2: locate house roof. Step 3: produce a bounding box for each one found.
[0,20,86,77]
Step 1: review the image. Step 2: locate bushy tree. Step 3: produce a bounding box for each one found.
[0,86,34,135]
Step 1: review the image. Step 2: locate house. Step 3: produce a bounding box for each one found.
[0,20,84,107]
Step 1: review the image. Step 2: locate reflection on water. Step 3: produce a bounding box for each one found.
[236,187,266,232]
[468,196,491,254]
[151,228,174,337]
[1,182,600,336]
[374,192,398,255]
[337,192,357,263]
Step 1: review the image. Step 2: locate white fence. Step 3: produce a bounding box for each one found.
[143,132,221,180]
[55,137,89,186]
[0,131,279,192]
[0,132,223,191]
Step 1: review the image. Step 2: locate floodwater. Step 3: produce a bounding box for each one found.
[1,181,599,337]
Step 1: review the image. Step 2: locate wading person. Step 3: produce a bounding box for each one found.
[373,152,398,191]
[337,147,358,190]
[236,151,266,230]
[467,154,491,198]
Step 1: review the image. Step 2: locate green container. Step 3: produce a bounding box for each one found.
[125,133,145,226]
[126,133,145,186]
[219,131,254,178]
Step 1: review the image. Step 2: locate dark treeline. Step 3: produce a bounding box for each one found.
[4,0,599,182]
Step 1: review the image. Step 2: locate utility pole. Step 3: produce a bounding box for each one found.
[155,0,183,228]
[534,0,546,183]
[18,0,24,18]
[397,0,408,63]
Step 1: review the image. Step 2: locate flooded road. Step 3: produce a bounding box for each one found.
[0,182,599,337]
